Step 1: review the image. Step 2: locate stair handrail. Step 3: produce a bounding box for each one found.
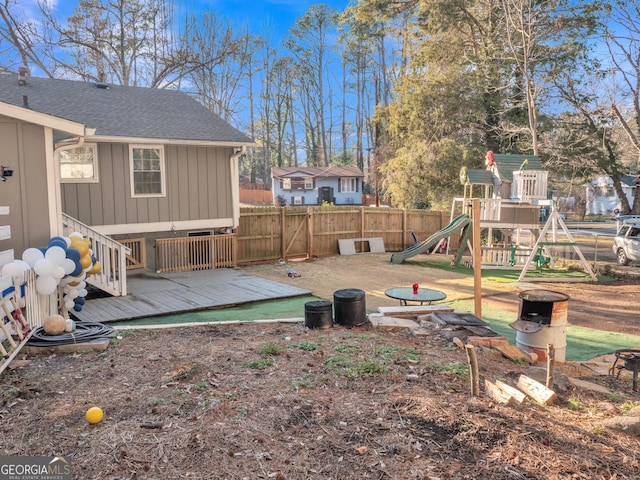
[61,213,130,297]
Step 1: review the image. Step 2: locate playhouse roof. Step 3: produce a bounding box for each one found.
[462,169,495,185]
[491,154,543,182]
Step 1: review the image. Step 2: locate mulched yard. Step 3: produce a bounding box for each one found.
[2,319,639,479]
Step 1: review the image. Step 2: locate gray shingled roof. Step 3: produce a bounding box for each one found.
[621,175,637,187]
[0,74,253,144]
[272,166,364,178]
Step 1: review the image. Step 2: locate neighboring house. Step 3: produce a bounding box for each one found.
[271,166,364,206]
[0,70,253,293]
[584,174,636,215]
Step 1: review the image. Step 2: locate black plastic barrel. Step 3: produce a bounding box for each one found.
[333,288,367,326]
[304,300,333,329]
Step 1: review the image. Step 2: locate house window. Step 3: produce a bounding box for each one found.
[59,144,98,182]
[340,177,357,193]
[304,178,313,189]
[283,178,291,190]
[130,145,165,197]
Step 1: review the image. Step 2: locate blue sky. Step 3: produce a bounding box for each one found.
[44,0,351,41]
[188,0,351,40]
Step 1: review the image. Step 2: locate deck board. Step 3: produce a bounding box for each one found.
[72,269,311,323]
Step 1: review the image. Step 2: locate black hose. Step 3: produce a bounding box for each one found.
[27,321,116,347]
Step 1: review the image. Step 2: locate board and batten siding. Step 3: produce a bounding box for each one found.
[61,143,234,229]
[0,115,53,255]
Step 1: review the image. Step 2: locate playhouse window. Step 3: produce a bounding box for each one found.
[130,145,165,197]
[59,144,99,182]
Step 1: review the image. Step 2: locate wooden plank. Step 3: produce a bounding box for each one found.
[485,379,517,406]
[517,374,557,405]
[495,379,527,404]
[378,305,455,316]
[72,270,312,322]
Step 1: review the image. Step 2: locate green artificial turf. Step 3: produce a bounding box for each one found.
[447,300,640,362]
[410,259,616,283]
[114,295,322,327]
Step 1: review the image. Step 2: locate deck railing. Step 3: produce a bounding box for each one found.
[511,170,548,202]
[62,213,130,297]
[156,234,237,273]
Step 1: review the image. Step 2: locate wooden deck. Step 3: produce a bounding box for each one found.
[71,269,311,323]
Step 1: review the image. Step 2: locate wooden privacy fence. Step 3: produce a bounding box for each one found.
[237,206,451,264]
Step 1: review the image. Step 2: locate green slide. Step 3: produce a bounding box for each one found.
[390,214,471,264]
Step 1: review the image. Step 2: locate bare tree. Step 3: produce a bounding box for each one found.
[606,0,640,213]
[285,4,335,167]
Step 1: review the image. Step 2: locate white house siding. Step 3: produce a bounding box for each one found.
[585,175,634,215]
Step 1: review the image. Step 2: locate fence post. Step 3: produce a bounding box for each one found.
[280,207,286,260]
[402,209,408,250]
[307,207,313,258]
[360,206,365,238]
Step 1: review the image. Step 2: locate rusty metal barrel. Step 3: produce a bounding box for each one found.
[510,289,570,362]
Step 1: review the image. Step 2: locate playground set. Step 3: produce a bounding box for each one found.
[391,152,596,282]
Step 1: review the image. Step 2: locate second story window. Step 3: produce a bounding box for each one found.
[59,144,98,182]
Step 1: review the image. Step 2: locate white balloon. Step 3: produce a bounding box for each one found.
[78,288,88,297]
[69,232,84,239]
[13,259,31,274]
[52,266,66,279]
[22,248,44,267]
[45,246,67,266]
[63,236,71,247]
[68,288,79,299]
[35,275,58,296]
[34,259,54,277]
[65,299,75,310]
[62,259,76,275]
[1,261,22,280]
[78,281,87,289]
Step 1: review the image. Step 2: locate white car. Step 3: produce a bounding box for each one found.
[612,220,640,265]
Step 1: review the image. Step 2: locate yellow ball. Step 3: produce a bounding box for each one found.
[85,407,104,424]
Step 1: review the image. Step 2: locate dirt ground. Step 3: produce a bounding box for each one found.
[243,252,640,336]
[2,253,640,479]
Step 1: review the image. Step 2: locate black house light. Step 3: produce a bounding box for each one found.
[1,166,14,182]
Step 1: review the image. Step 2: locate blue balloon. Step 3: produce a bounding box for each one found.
[73,304,83,312]
[71,262,83,277]
[75,297,86,305]
[48,237,67,249]
[66,248,81,262]
[39,247,47,254]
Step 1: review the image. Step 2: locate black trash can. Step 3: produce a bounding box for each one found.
[333,288,367,326]
[304,300,333,329]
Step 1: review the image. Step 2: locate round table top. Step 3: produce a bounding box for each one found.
[384,287,447,303]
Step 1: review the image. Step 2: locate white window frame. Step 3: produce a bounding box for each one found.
[283,178,291,190]
[304,178,314,189]
[59,143,99,183]
[341,177,357,193]
[129,144,166,198]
